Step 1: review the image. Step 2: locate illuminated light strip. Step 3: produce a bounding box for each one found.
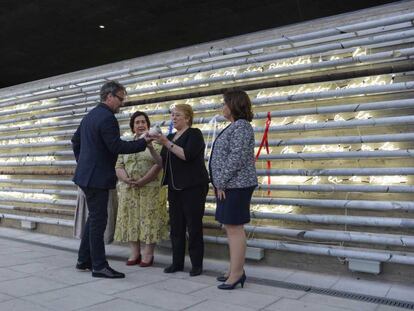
[0,100,58,116]
[0,88,80,109]
[257,167,414,176]
[1,134,412,154]
[0,142,71,150]
[0,213,74,227]
[0,148,411,161]
[0,188,76,196]
[0,197,75,206]
[0,159,412,184]
[204,223,414,247]
[0,178,413,194]
[1,193,413,214]
[0,179,73,186]
[264,133,414,146]
[235,198,414,211]
[0,105,94,126]
[256,150,414,160]
[253,81,414,103]
[203,208,414,227]
[0,144,73,152]
[0,129,72,141]
[195,97,414,116]
[0,204,74,216]
[204,236,414,265]
[248,115,414,134]
[0,161,75,167]
[256,184,414,193]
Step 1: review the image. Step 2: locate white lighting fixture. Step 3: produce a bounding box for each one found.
[99,25,105,29]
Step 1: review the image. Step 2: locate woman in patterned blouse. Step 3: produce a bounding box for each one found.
[209,90,258,290]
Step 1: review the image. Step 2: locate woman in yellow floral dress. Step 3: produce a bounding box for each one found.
[114,111,168,267]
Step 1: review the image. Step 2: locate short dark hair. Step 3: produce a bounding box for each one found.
[223,89,253,122]
[100,81,127,102]
[129,111,151,134]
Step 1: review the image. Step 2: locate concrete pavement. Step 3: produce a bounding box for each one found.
[0,227,413,310]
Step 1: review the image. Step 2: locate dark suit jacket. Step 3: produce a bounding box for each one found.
[161,127,209,190]
[72,103,147,189]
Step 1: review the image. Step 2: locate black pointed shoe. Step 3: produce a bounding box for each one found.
[189,266,202,277]
[92,266,125,279]
[217,273,246,290]
[76,261,92,271]
[163,264,184,273]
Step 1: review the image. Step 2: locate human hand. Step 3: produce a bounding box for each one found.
[148,125,162,136]
[150,133,168,145]
[130,179,144,188]
[123,177,135,185]
[216,189,226,201]
[141,132,155,143]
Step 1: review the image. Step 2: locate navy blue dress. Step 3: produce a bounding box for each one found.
[215,186,256,225]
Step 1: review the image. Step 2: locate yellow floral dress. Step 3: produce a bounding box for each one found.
[114,144,168,244]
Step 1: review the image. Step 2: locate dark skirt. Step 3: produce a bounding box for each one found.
[215,186,256,225]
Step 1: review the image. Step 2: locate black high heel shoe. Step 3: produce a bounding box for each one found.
[217,269,244,282]
[217,272,246,290]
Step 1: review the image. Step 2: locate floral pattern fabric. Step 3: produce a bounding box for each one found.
[114,145,168,244]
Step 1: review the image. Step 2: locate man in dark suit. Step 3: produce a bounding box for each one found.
[72,81,149,278]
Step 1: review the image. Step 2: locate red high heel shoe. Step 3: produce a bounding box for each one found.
[139,256,154,267]
[126,254,141,266]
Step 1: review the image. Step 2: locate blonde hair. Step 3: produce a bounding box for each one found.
[173,104,194,126]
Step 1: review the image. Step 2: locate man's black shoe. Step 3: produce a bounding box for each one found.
[92,266,125,279]
[76,261,92,271]
[163,264,184,273]
[189,266,202,277]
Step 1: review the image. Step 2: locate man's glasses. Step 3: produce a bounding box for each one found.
[113,94,126,102]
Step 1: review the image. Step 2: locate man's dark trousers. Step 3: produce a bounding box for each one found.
[78,187,109,270]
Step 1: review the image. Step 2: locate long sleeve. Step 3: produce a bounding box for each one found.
[71,125,81,162]
[182,128,205,161]
[210,120,257,190]
[100,115,147,154]
[219,126,252,189]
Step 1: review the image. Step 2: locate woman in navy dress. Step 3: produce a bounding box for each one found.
[209,89,258,289]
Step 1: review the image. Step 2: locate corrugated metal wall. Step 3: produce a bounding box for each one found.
[0,3,413,269]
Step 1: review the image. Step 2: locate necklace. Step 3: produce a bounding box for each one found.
[173,127,188,141]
